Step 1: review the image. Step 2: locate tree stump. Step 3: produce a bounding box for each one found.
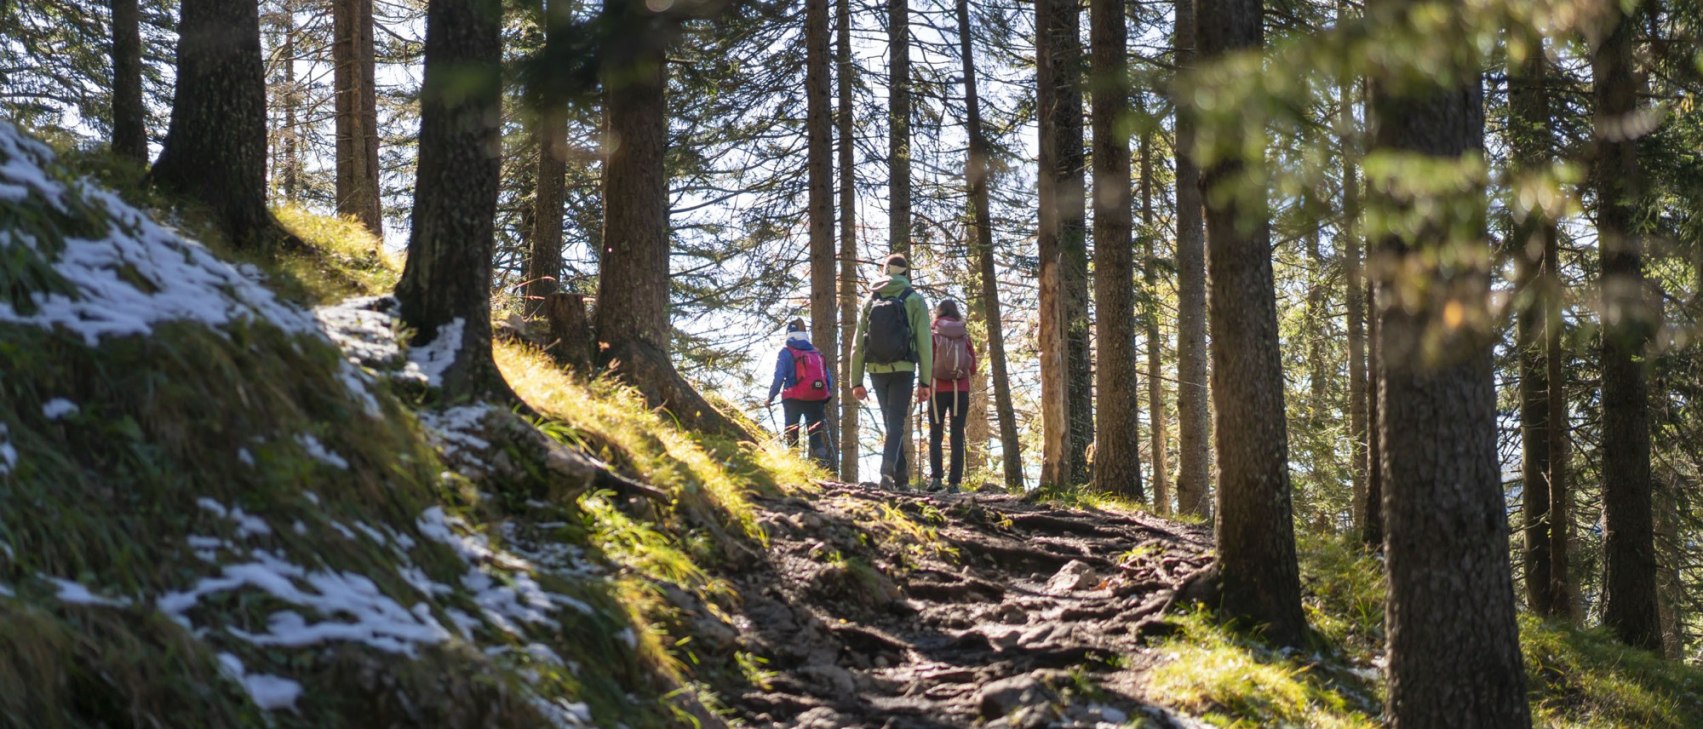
[544,292,595,373]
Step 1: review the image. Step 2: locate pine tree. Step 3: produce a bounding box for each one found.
[394,0,504,400]
[110,0,146,163]
[1196,0,1305,646]
[1037,0,1086,487]
[1141,131,1170,513]
[806,0,838,467]
[334,0,383,236]
[1089,0,1142,500]
[1172,0,1212,518]
[836,0,861,482]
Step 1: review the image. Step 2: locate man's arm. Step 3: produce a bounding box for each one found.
[767,348,791,402]
[849,300,872,387]
[910,295,933,386]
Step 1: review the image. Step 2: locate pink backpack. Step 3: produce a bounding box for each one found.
[782,347,831,401]
[932,319,972,381]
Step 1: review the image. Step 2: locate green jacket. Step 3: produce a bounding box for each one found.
[850,274,932,386]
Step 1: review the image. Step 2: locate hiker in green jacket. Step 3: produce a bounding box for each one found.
[850,253,933,490]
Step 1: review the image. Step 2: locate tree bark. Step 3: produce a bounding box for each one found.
[836,0,860,482]
[1196,0,1305,647]
[545,292,595,372]
[806,0,839,470]
[1510,43,1562,617]
[1037,0,1082,487]
[1172,0,1211,518]
[1343,72,1367,537]
[525,0,570,315]
[888,0,910,256]
[956,0,1023,491]
[1593,1,1661,651]
[111,0,147,164]
[1370,3,1530,722]
[280,3,301,203]
[595,1,744,439]
[1363,277,1383,547]
[1142,132,1170,514]
[1089,0,1142,500]
[394,0,504,400]
[334,0,383,237]
[151,0,286,250]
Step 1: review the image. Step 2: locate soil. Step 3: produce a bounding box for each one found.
[700,482,1219,729]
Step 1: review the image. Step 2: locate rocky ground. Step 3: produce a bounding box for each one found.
[705,482,1220,728]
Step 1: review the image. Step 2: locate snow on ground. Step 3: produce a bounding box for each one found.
[40,398,78,420]
[419,405,494,460]
[405,318,463,387]
[294,433,350,470]
[0,423,15,475]
[46,576,132,607]
[218,652,303,711]
[0,122,317,344]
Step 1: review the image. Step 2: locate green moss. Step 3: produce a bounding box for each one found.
[1522,616,1703,728]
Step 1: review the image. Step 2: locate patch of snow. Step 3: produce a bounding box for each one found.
[530,694,595,728]
[292,521,308,536]
[46,576,131,607]
[419,405,494,459]
[303,491,320,505]
[417,507,595,636]
[445,607,480,639]
[0,583,14,597]
[0,423,16,475]
[161,550,450,656]
[196,497,229,518]
[0,122,318,344]
[187,535,226,550]
[337,360,382,417]
[294,433,349,470]
[217,652,302,711]
[237,448,255,466]
[313,296,404,369]
[352,521,387,545]
[329,522,356,540]
[405,318,463,388]
[41,398,78,420]
[230,508,271,538]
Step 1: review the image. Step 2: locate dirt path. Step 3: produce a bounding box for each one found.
[716,483,1218,728]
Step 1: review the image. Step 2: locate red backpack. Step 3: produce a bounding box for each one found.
[781,347,831,401]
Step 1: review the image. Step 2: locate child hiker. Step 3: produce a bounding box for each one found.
[766,318,833,465]
[850,253,933,490]
[927,299,976,493]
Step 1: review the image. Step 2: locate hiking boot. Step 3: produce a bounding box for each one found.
[879,475,895,491]
[945,482,961,494]
[927,477,944,492]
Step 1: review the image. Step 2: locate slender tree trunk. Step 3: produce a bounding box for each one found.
[1510,45,1561,617]
[1370,4,1530,722]
[1363,277,1383,547]
[1594,1,1661,651]
[111,0,147,163]
[1089,0,1141,500]
[806,0,839,468]
[1196,0,1305,647]
[1037,0,1066,487]
[889,0,910,255]
[596,23,670,355]
[525,0,569,315]
[1343,73,1367,537]
[152,0,286,249]
[1654,478,1685,658]
[1547,230,1573,618]
[334,0,383,236]
[1142,132,1170,513]
[394,0,504,400]
[1061,6,1092,489]
[836,0,860,482]
[281,3,300,203]
[1172,0,1211,518]
[956,0,1023,491]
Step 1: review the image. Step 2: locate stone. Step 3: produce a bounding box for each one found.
[977,675,1054,720]
[797,663,856,699]
[1046,560,1098,594]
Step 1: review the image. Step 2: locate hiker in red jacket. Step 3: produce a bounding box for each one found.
[767,318,833,465]
[927,300,977,493]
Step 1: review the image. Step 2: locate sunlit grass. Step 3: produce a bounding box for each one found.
[1522,616,1703,728]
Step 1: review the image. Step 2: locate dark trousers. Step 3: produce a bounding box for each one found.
[869,371,915,486]
[929,390,970,485]
[782,398,829,464]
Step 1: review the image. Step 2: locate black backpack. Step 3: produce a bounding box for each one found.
[864,288,914,365]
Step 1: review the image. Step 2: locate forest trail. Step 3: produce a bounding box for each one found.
[719,483,1217,728]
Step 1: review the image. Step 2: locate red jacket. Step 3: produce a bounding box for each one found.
[930,317,978,393]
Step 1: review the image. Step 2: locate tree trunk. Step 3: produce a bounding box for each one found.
[111,0,147,163]
[1547,234,1573,618]
[888,0,910,256]
[1343,70,1367,537]
[1363,277,1383,547]
[1370,4,1530,722]
[1594,1,1661,651]
[334,0,383,237]
[1089,0,1142,500]
[595,1,744,439]
[394,0,504,400]
[1654,477,1685,658]
[1142,132,1170,514]
[281,3,301,203]
[1510,44,1562,617]
[836,0,860,482]
[151,0,285,250]
[956,0,1023,491]
[545,292,595,372]
[806,0,838,470]
[525,0,569,315]
[1196,0,1305,647]
[1028,0,1069,487]
[1172,0,1211,518]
